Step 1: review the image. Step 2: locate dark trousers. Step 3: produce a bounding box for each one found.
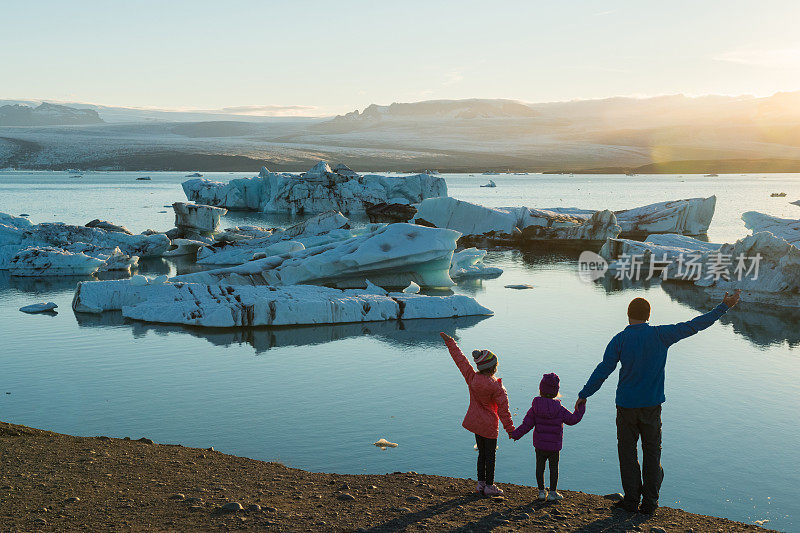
[475,434,497,485]
[535,449,560,490]
[616,405,664,507]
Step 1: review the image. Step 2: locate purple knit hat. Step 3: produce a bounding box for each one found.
[472,349,498,371]
[539,373,560,397]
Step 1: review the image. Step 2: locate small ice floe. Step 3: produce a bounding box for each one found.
[754,519,770,526]
[373,438,398,450]
[403,281,421,294]
[504,284,533,290]
[770,192,787,197]
[19,213,30,217]
[185,172,203,178]
[480,179,497,188]
[19,302,58,314]
[135,176,151,181]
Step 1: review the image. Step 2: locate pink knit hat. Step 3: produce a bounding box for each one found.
[539,373,560,397]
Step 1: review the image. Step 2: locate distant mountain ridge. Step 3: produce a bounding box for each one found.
[0,103,103,126]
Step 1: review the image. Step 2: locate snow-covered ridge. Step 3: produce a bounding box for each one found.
[182,161,447,214]
[72,279,493,328]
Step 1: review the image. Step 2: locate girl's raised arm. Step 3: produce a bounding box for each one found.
[440,332,474,382]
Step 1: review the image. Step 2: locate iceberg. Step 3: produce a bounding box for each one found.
[450,248,503,279]
[71,279,492,327]
[741,211,800,246]
[0,213,33,229]
[196,211,351,265]
[548,196,716,236]
[172,202,227,235]
[413,197,620,242]
[163,238,208,257]
[182,161,447,215]
[85,219,132,235]
[8,246,105,276]
[97,247,139,272]
[175,223,460,289]
[19,302,58,313]
[600,234,722,280]
[22,222,170,258]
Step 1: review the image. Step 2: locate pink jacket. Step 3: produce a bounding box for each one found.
[445,338,515,440]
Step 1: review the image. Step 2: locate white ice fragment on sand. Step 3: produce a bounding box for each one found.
[176,223,460,289]
[130,274,148,286]
[182,161,447,214]
[71,279,494,327]
[450,248,503,279]
[504,284,533,290]
[373,438,398,449]
[403,281,421,294]
[19,302,58,313]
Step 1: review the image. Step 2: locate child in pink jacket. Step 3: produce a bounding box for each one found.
[440,332,515,496]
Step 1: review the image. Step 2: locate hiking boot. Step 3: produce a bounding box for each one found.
[612,499,638,512]
[482,484,504,496]
[476,481,486,494]
[639,501,658,515]
[537,488,548,500]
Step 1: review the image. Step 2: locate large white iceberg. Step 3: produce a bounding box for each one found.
[196,211,351,265]
[600,234,722,280]
[182,161,447,215]
[72,279,492,327]
[413,197,620,242]
[547,196,716,236]
[741,211,800,246]
[174,223,459,289]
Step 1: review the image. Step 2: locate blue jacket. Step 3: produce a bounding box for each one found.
[579,303,729,408]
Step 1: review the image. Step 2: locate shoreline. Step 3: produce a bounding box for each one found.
[0,421,775,532]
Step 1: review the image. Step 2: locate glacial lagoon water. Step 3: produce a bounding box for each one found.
[0,171,798,530]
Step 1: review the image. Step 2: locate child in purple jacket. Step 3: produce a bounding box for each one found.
[511,373,585,501]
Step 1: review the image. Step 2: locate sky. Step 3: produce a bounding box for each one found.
[2,0,800,116]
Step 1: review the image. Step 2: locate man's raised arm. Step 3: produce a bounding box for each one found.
[656,289,741,347]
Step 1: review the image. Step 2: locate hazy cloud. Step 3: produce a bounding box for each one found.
[215,104,319,117]
[714,46,800,69]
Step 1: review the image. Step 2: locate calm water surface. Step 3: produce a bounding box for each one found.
[0,171,798,530]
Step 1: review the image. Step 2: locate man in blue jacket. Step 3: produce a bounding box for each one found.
[576,290,741,515]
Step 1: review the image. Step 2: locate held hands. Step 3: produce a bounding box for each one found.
[722,289,742,308]
[575,397,587,411]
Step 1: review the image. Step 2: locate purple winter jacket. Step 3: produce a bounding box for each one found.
[510,396,585,451]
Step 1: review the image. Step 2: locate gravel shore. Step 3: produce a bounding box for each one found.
[0,422,775,532]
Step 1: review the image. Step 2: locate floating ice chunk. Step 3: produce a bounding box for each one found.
[373,438,398,449]
[18,221,171,258]
[600,234,722,280]
[403,281,420,294]
[98,248,139,273]
[414,198,620,241]
[197,211,349,265]
[85,219,132,235]
[363,279,388,295]
[175,223,460,289]
[130,274,148,286]
[9,246,104,276]
[450,248,503,279]
[172,202,227,235]
[741,211,800,246]
[0,213,33,229]
[183,161,447,214]
[163,238,208,257]
[71,279,493,327]
[504,284,533,290]
[19,302,58,313]
[548,197,716,236]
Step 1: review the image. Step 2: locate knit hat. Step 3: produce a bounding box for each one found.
[472,349,498,371]
[539,373,560,397]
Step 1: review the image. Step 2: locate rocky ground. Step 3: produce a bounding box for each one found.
[0,422,774,532]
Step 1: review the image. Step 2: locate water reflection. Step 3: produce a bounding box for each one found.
[661,282,800,348]
[74,311,490,353]
[0,271,95,293]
